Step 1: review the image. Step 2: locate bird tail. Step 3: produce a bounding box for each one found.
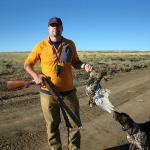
[93,88,114,113]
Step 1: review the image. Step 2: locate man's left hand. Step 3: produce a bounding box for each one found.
[81,63,93,73]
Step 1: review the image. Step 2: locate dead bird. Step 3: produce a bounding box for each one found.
[85,71,114,113]
[86,71,103,106]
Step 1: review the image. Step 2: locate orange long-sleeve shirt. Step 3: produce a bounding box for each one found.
[24,37,81,92]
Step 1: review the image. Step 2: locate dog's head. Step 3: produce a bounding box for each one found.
[113,111,134,133]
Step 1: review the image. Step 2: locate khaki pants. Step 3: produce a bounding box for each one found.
[40,89,81,150]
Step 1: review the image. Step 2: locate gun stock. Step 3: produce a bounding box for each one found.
[0,80,35,90]
[42,77,82,128]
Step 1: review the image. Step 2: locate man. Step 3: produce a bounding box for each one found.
[24,17,93,150]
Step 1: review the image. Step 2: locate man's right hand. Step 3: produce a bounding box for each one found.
[33,74,46,86]
[24,65,46,86]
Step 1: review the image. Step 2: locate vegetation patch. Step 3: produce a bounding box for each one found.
[1,51,150,86]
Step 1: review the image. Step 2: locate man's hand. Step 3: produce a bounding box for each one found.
[24,65,46,86]
[81,63,93,73]
[33,74,46,86]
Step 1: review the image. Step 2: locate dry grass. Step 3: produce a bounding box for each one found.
[1,51,150,86]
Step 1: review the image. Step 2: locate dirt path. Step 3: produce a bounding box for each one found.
[1,69,150,150]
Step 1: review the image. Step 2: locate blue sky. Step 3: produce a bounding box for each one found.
[0,0,150,52]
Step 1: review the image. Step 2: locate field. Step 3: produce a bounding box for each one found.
[1,51,150,85]
[1,51,150,150]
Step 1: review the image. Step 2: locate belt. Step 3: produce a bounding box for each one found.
[60,89,74,96]
[40,89,73,96]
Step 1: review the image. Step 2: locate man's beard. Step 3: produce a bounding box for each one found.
[52,30,61,37]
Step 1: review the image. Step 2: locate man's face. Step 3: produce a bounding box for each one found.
[48,23,63,37]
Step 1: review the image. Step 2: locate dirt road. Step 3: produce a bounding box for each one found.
[1,69,150,150]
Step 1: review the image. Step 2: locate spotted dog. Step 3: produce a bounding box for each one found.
[113,111,150,150]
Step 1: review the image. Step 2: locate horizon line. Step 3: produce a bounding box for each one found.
[0,50,150,53]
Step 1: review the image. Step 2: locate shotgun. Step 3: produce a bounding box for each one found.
[0,80,35,91]
[0,78,82,128]
[42,77,82,128]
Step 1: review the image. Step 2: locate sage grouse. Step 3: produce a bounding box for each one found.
[85,71,114,113]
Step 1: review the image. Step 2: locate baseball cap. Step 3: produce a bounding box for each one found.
[48,17,63,26]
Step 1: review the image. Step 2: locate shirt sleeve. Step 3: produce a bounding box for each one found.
[24,44,41,67]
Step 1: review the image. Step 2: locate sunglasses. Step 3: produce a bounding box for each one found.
[50,23,60,27]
